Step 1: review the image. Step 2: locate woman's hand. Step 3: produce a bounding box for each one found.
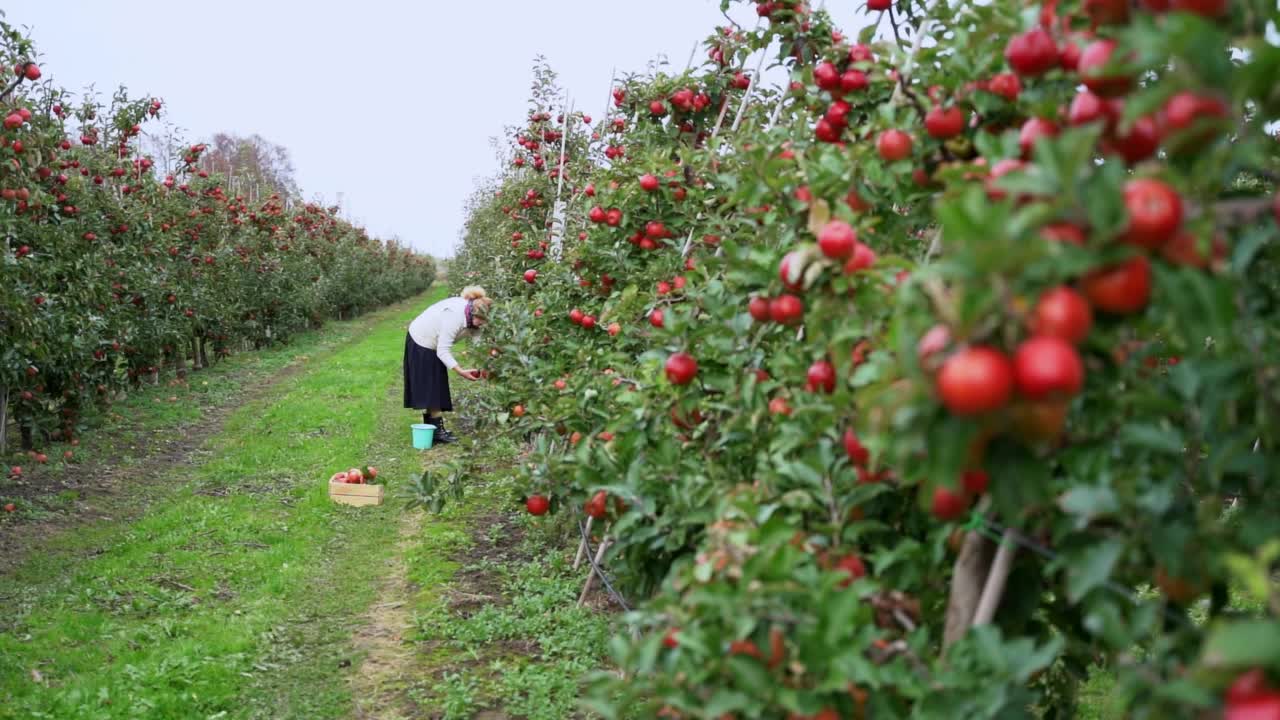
[455,367,481,381]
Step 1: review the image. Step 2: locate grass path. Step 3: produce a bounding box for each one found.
[0,289,442,719]
[0,285,613,720]
[0,300,389,574]
[361,435,615,720]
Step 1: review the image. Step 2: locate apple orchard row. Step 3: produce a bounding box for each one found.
[0,23,434,453]
[454,0,1279,717]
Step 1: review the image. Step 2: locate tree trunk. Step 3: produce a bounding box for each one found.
[191,334,202,370]
[199,336,210,368]
[19,422,33,452]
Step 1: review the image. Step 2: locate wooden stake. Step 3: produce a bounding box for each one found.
[0,385,8,457]
[573,516,594,570]
[554,89,572,205]
[680,227,698,258]
[683,41,700,74]
[943,530,993,648]
[730,47,770,133]
[767,93,786,128]
[972,530,1017,627]
[601,67,616,131]
[710,18,764,142]
[578,536,611,606]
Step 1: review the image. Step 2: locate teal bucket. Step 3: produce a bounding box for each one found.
[411,423,436,450]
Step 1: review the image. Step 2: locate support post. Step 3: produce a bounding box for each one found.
[711,18,763,141]
[730,47,769,133]
[578,537,611,606]
[573,516,594,570]
[972,530,1017,627]
[553,89,572,205]
[0,385,8,457]
[943,530,994,648]
[601,67,616,126]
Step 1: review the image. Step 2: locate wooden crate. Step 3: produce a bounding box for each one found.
[329,479,384,507]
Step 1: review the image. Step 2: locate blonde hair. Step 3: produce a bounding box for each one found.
[461,286,493,319]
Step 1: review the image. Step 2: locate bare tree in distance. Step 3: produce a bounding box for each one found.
[196,133,301,201]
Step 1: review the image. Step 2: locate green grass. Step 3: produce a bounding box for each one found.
[0,287,449,720]
[394,438,614,720]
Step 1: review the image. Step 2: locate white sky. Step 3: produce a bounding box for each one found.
[3,0,815,258]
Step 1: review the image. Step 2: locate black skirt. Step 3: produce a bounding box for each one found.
[403,334,453,411]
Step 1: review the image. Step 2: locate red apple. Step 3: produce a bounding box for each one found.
[1079,40,1131,97]
[1082,255,1151,314]
[1005,28,1059,77]
[806,360,836,394]
[834,554,867,587]
[932,486,967,520]
[526,495,550,516]
[665,352,698,385]
[1013,336,1085,400]
[925,105,966,139]
[748,296,771,322]
[937,347,1014,415]
[1121,178,1182,249]
[818,220,858,259]
[1031,287,1093,344]
[961,470,989,495]
[876,130,913,162]
[769,294,804,325]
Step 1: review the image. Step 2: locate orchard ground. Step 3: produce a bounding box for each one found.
[0,287,610,720]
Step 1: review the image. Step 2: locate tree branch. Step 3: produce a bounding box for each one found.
[721,6,742,32]
[0,74,26,103]
[1196,196,1274,227]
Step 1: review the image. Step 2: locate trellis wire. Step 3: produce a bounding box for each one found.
[966,512,1198,629]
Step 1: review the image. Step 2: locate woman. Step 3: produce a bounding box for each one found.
[404,286,492,444]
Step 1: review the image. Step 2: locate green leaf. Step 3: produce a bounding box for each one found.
[1222,552,1273,606]
[1119,424,1185,455]
[1201,620,1280,671]
[1135,481,1175,516]
[701,681,747,712]
[1067,538,1124,603]
[1058,486,1119,524]
[1152,680,1215,708]
[1231,225,1273,275]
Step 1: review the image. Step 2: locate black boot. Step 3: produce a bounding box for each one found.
[426,415,457,444]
